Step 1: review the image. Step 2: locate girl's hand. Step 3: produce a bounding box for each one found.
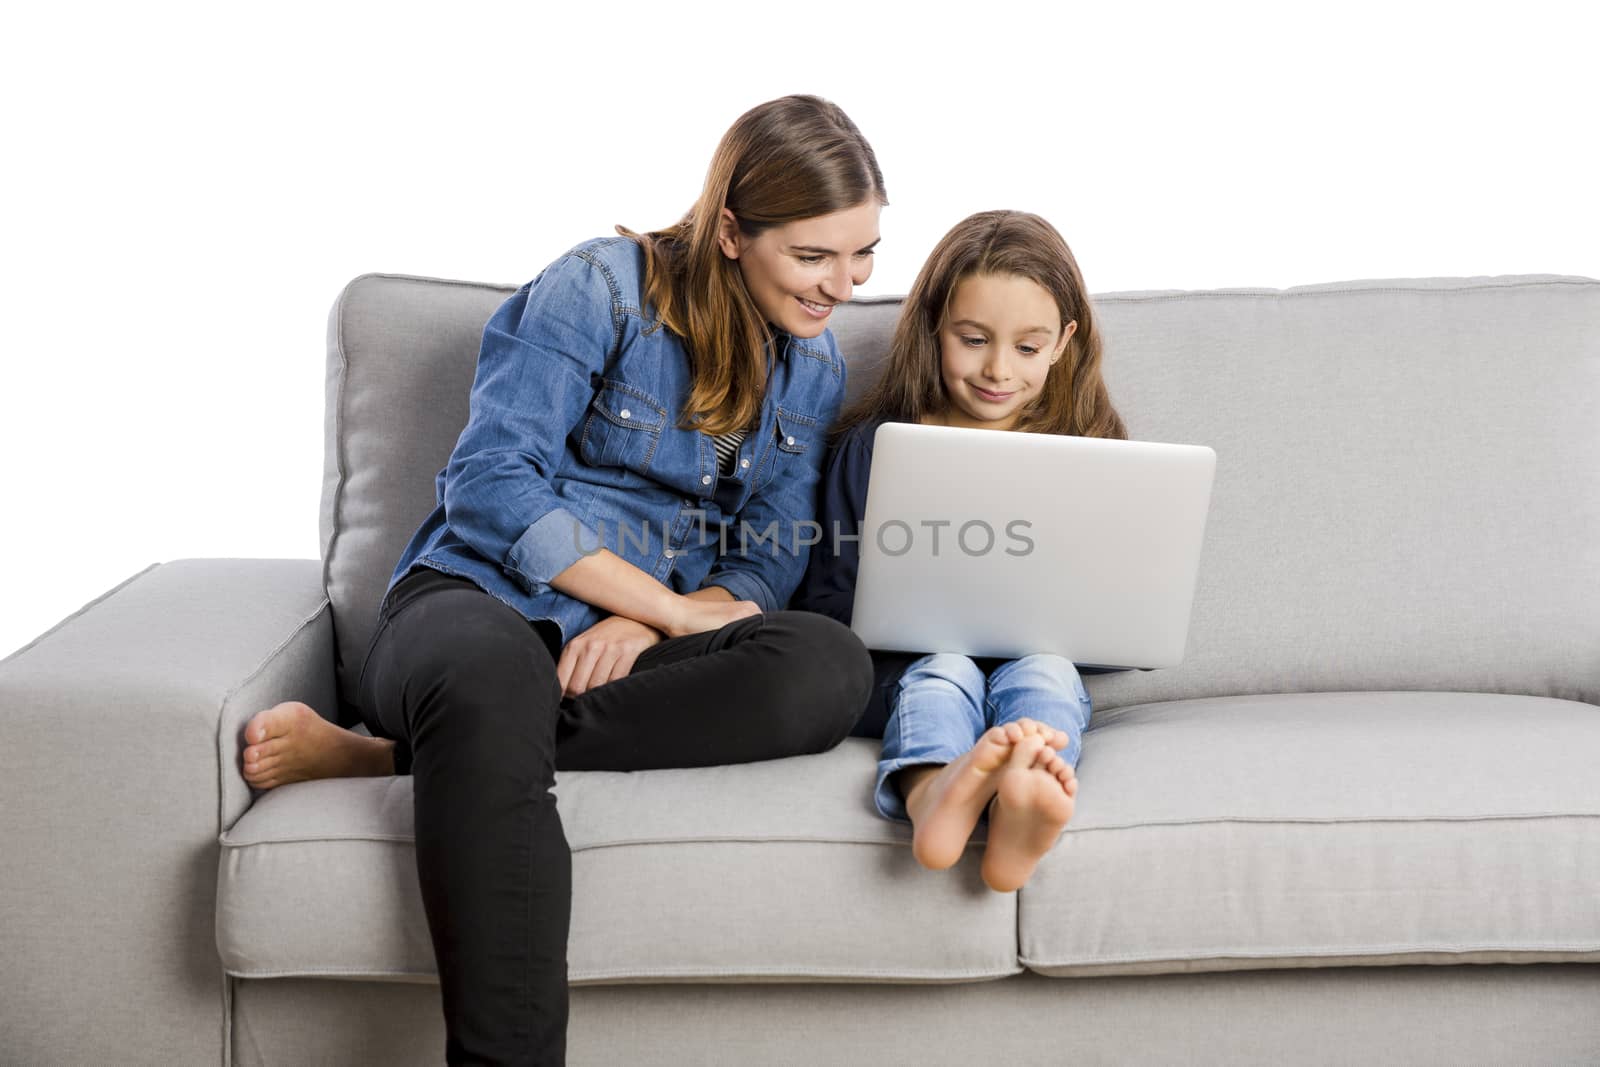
[557,615,665,698]
[667,595,761,639]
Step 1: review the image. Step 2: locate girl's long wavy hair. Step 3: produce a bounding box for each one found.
[618,95,887,436]
[838,210,1126,441]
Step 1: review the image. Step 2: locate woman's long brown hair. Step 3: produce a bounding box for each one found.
[838,210,1126,441]
[618,95,887,436]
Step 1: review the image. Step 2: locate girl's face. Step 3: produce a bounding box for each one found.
[933,272,1075,432]
[717,201,881,339]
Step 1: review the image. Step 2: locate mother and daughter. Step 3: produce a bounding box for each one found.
[239,94,1125,1064]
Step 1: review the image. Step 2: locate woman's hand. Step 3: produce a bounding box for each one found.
[557,615,665,698]
[665,592,762,639]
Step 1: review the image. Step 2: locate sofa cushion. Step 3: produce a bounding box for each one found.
[1020,691,1600,976]
[217,739,1018,984]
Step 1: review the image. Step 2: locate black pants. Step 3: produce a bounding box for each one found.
[356,567,873,1066]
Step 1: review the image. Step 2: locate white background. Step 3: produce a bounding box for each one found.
[3,1,1595,658]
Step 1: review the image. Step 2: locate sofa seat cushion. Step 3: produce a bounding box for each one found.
[217,739,1018,985]
[1020,691,1600,976]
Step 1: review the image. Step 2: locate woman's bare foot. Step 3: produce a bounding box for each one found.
[900,717,1052,870]
[981,742,1078,893]
[241,701,395,790]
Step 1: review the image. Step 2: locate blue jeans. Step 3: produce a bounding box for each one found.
[875,653,1093,822]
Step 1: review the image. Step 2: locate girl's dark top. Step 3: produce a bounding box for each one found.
[790,418,1128,739]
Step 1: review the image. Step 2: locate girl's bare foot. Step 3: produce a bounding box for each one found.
[981,742,1078,893]
[899,717,1050,870]
[241,701,395,790]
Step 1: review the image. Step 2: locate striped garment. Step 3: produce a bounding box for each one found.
[709,429,746,476]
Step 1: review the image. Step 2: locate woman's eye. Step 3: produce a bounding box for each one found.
[798,255,826,265]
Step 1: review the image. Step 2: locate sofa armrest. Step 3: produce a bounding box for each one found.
[0,558,333,1065]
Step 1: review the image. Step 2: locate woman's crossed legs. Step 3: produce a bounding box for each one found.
[240,567,872,1065]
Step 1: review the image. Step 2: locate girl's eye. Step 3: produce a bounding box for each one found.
[1019,345,1040,356]
[961,336,987,348]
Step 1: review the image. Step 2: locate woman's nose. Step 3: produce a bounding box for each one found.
[821,259,854,304]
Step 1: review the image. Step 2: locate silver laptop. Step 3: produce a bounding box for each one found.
[849,422,1216,670]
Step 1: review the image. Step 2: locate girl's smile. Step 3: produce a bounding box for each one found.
[933,272,1075,431]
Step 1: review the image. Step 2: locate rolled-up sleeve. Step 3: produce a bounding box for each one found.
[702,566,777,612]
[441,252,617,589]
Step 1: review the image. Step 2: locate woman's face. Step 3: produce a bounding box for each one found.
[718,200,881,339]
[934,272,1075,432]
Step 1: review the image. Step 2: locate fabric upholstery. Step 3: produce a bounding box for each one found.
[231,966,1600,1066]
[0,559,332,1065]
[1020,690,1600,974]
[218,739,1018,984]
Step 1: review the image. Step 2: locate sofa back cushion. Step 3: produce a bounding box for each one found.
[323,271,1600,715]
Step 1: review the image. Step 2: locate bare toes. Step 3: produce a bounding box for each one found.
[247,701,313,744]
[245,712,277,745]
[1008,734,1046,769]
[244,739,283,764]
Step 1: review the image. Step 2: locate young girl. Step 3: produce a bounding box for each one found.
[793,210,1127,893]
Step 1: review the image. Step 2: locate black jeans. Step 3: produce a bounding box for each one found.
[356,567,873,1066]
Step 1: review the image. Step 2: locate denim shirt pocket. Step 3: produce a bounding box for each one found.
[751,406,819,492]
[578,380,668,476]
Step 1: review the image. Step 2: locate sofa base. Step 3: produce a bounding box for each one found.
[231,965,1600,1065]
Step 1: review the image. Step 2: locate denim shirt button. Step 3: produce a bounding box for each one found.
[739,458,750,469]
[785,436,795,446]
[701,474,712,485]
[620,409,631,420]
[664,549,676,560]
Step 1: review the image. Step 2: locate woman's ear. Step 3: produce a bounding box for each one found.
[716,208,742,260]
[1051,320,1078,364]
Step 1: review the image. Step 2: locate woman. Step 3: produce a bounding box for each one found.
[240,95,883,1064]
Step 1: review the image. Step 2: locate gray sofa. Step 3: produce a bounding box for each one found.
[3,269,1598,1065]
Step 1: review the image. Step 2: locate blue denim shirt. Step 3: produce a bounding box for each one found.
[390,236,848,645]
